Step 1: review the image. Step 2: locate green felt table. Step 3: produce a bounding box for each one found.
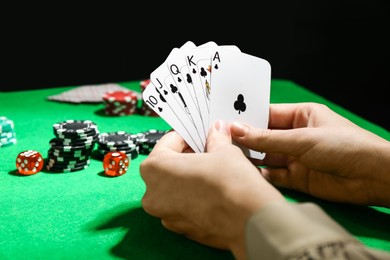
[1,79,389,259]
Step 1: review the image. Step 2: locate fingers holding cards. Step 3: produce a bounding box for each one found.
[143,41,271,159]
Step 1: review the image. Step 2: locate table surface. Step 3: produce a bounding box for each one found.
[1,79,389,259]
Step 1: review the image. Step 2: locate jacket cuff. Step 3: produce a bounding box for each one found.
[245,201,360,260]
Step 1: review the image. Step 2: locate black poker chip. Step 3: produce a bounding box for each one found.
[46,157,91,168]
[47,119,99,173]
[97,146,138,156]
[95,131,141,160]
[95,140,138,158]
[99,142,138,153]
[98,131,137,148]
[47,155,90,165]
[57,136,99,146]
[48,148,93,158]
[45,163,90,173]
[138,129,166,154]
[53,119,98,136]
[49,138,96,151]
[48,155,89,165]
[55,131,99,141]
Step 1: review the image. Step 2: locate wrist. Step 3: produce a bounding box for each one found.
[367,141,390,207]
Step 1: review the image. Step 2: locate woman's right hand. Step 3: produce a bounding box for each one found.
[231,102,390,207]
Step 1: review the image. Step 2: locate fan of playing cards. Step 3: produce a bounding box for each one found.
[142,41,271,159]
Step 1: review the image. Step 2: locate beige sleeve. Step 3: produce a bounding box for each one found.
[246,201,390,260]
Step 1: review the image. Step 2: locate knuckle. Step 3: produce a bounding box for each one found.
[141,193,158,216]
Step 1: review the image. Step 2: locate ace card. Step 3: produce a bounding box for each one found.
[209,49,271,160]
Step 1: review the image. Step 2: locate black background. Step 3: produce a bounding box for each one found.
[1,1,389,130]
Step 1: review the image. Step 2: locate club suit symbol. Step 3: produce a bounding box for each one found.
[234,94,246,114]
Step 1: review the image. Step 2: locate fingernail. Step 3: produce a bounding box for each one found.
[215,120,229,134]
[231,122,248,137]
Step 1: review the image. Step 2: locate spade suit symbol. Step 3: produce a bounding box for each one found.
[155,87,166,103]
[234,94,246,114]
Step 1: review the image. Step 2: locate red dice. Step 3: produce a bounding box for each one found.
[103,151,129,177]
[16,150,44,175]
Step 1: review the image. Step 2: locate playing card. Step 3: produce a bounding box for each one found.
[166,43,207,144]
[142,81,203,153]
[144,41,271,158]
[148,42,205,152]
[209,48,271,160]
[184,41,218,133]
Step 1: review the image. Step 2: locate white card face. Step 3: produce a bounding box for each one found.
[209,49,271,159]
[166,47,207,144]
[184,42,218,132]
[147,43,205,152]
[142,81,203,153]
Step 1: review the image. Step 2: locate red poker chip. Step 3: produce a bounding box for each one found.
[139,104,159,117]
[103,90,138,116]
[140,79,151,91]
[105,109,137,116]
[102,90,138,103]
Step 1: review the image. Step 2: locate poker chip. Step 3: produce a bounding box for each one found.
[45,163,90,173]
[48,148,92,158]
[102,90,138,116]
[138,129,166,154]
[56,136,99,146]
[98,131,137,148]
[56,130,99,140]
[49,138,96,151]
[140,79,151,91]
[46,156,91,169]
[46,158,90,168]
[0,116,17,147]
[47,154,90,165]
[47,119,99,172]
[95,131,140,161]
[53,119,98,137]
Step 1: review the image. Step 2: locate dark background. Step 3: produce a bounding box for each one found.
[1,1,389,130]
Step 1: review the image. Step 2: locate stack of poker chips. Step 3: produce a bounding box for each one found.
[137,129,166,154]
[95,131,140,160]
[139,79,159,117]
[102,90,138,116]
[0,116,17,148]
[46,119,99,173]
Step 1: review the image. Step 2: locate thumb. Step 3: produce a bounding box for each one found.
[230,122,310,156]
[206,120,232,153]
